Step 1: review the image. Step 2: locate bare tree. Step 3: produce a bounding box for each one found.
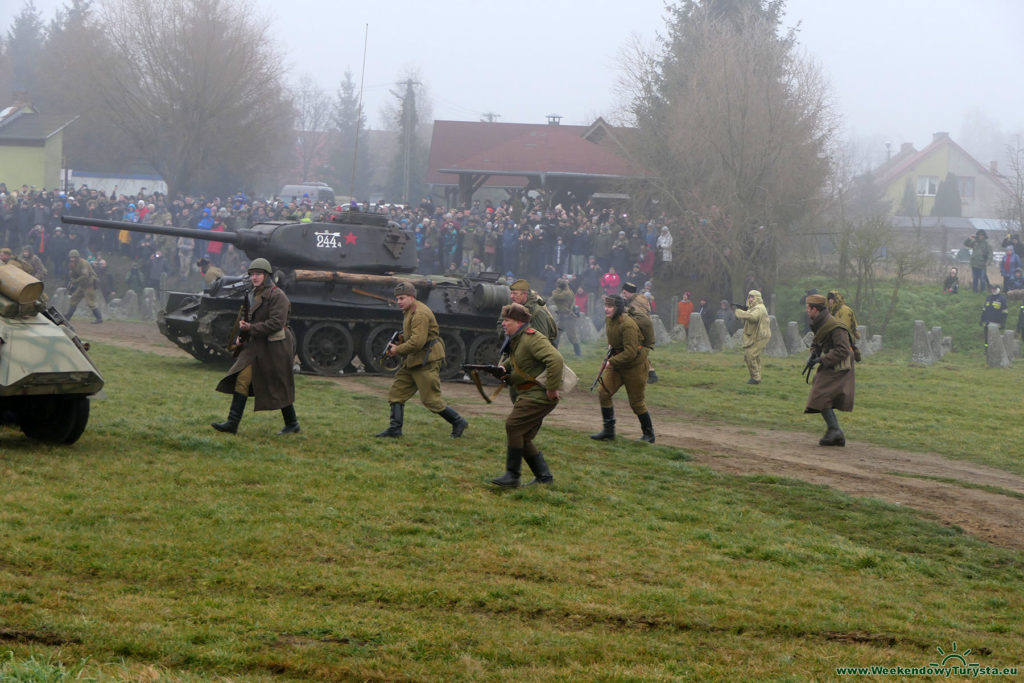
[79,0,294,196]
[292,75,333,184]
[1000,136,1024,235]
[622,1,835,300]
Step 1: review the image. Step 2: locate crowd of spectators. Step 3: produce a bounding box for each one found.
[1,182,688,315]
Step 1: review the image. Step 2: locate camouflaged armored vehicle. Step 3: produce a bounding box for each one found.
[61,210,509,378]
[0,264,104,444]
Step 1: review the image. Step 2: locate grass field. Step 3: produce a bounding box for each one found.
[2,291,1023,681]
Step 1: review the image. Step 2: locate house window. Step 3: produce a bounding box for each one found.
[916,176,939,196]
[958,176,975,199]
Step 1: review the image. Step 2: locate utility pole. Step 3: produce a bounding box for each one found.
[395,78,420,203]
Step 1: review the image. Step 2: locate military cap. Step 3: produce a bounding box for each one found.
[622,281,637,293]
[68,249,80,258]
[500,303,531,323]
[509,278,530,291]
[0,247,11,256]
[196,257,210,266]
[806,294,827,306]
[604,294,625,308]
[247,257,272,274]
[393,281,417,298]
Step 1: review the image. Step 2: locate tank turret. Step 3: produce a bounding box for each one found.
[60,210,416,273]
[0,264,104,444]
[60,212,512,378]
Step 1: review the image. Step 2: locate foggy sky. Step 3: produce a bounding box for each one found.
[11,0,1024,166]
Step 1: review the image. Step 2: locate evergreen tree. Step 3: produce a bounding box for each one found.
[898,178,920,217]
[328,70,369,201]
[931,172,962,217]
[5,1,46,95]
[386,77,428,203]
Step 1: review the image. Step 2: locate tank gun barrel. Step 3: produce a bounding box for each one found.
[60,215,252,249]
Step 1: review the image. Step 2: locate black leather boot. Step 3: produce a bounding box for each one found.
[277,404,300,435]
[523,451,553,486]
[590,406,615,440]
[638,412,655,443]
[212,392,247,434]
[490,447,523,487]
[375,402,404,437]
[648,369,659,383]
[819,407,845,446]
[91,307,103,324]
[573,342,582,357]
[437,406,468,438]
[65,304,77,320]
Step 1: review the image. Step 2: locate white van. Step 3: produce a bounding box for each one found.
[279,182,335,204]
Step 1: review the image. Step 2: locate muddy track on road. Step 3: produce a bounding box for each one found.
[82,321,1024,550]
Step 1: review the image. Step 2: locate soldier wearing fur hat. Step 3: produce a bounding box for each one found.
[621,281,658,382]
[489,302,563,487]
[375,280,468,439]
[213,258,300,435]
[197,257,224,286]
[508,278,558,344]
[65,249,103,324]
[804,294,854,447]
[591,294,655,443]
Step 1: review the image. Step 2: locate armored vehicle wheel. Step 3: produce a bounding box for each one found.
[190,340,222,363]
[359,324,401,374]
[299,321,355,375]
[20,396,91,445]
[467,333,506,384]
[439,331,466,380]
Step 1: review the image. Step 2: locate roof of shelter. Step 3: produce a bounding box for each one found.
[426,119,646,188]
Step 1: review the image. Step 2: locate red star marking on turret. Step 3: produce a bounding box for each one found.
[345,231,358,245]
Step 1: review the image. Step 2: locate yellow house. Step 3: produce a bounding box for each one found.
[0,102,77,191]
[875,132,1011,218]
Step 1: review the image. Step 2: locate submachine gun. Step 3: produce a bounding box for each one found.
[380,330,402,371]
[589,347,615,392]
[801,353,821,383]
[461,364,509,403]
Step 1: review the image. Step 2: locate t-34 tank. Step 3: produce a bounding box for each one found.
[0,263,104,444]
[60,211,510,378]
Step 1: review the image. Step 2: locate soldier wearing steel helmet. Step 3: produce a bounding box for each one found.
[212,258,300,435]
[374,280,468,439]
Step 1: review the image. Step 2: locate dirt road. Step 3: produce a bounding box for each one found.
[80,321,1024,550]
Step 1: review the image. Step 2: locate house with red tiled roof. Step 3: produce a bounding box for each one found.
[426,117,648,206]
[0,101,77,191]
[874,131,1011,218]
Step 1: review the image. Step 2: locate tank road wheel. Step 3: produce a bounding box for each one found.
[299,322,355,375]
[20,396,91,445]
[439,331,467,380]
[359,324,402,375]
[467,333,506,385]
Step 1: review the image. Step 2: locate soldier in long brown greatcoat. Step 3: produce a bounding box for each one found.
[213,258,300,435]
[804,294,855,446]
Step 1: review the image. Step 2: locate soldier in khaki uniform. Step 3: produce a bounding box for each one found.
[489,303,563,488]
[622,281,658,383]
[198,257,225,286]
[375,281,468,438]
[549,277,581,357]
[591,294,655,443]
[509,278,557,344]
[19,246,47,279]
[65,249,103,324]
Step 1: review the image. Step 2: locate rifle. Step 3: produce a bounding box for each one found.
[731,302,747,311]
[226,280,254,356]
[461,364,509,403]
[801,353,821,383]
[589,347,615,392]
[380,330,402,370]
